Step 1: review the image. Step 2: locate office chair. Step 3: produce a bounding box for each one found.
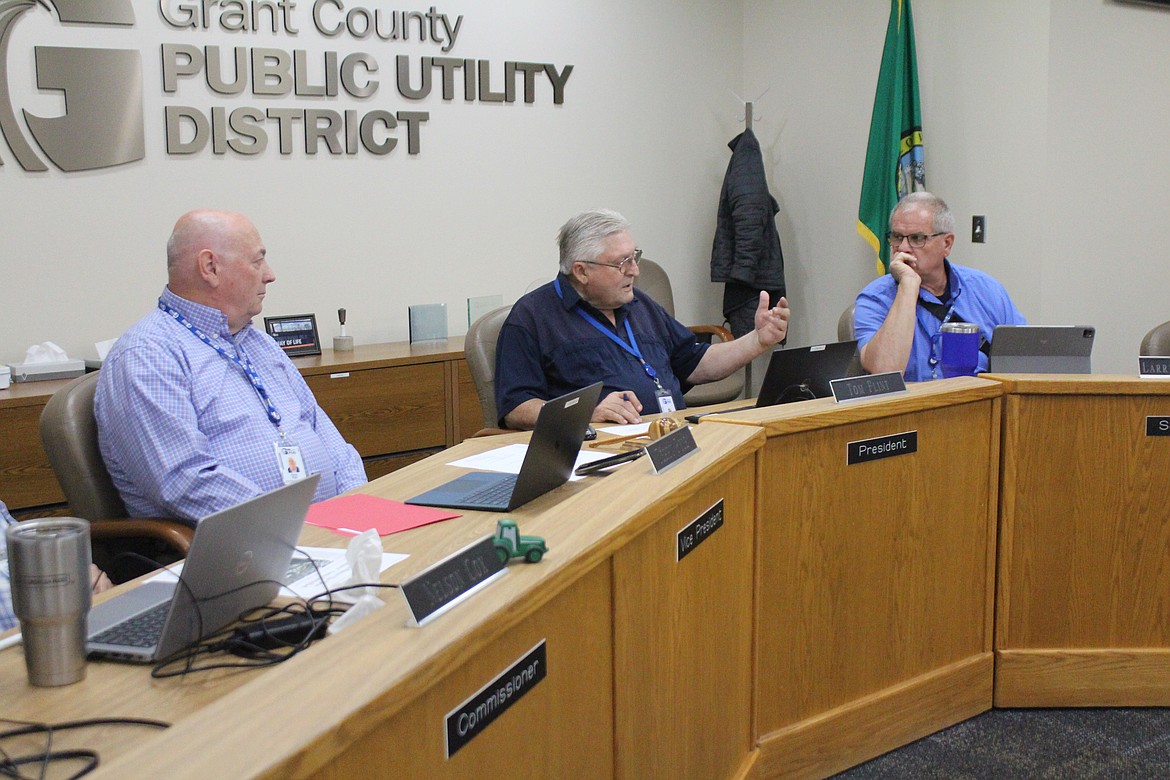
[1140,320,1170,356]
[39,372,193,580]
[465,304,514,434]
[838,302,856,341]
[635,257,744,406]
[838,302,864,377]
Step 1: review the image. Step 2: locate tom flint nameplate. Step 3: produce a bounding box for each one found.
[831,371,908,402]
[677,499,724,562]
[445,640,547,758]
[401,535,506,626]
[847,431,918,465]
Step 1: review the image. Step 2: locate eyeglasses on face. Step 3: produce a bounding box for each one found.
[886,231,947,248]
[580,248,643,274]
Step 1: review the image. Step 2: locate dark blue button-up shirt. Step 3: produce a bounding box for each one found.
[495,275,709,425]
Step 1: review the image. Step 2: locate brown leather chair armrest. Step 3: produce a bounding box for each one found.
[471,427,513,438]
[89,519,194,556]
[689,324,734,343]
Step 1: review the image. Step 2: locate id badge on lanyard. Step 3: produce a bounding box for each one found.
[275,442,307,484]
[654,384,676,414]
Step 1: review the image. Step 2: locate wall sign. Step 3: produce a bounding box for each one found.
[0,2,575,172]
[847,431,918,465]
[445,640,547,759]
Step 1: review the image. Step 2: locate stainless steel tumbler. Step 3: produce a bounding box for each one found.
[7,517,92,686]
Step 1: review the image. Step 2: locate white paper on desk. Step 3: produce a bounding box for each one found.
[143,548,408,599]
[595,422,651,437]
[448,443,613,482]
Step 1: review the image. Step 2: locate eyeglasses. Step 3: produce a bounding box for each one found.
[886,231,947,248]
[580,248,643,274]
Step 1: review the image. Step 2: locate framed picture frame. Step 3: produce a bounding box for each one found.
[263,314,321,357]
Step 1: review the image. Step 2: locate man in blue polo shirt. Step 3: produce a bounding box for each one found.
[495,209,790,429]
[854,192,1025,381]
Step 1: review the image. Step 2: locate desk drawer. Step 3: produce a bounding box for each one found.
[306,362,447,457]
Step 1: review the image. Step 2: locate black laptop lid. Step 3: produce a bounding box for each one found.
[507,381,602,509]
[756,341,860,407]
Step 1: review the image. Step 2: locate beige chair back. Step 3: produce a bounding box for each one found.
[636,257,744,406]
[466,305,513,429]
[39,372,129,520]
[838,302,856,342]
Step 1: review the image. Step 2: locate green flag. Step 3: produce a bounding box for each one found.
[857,0,925,275]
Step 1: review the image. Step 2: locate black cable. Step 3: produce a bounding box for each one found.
[0,718,168,780]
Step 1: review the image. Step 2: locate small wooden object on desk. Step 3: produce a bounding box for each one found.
[589,417,680,451]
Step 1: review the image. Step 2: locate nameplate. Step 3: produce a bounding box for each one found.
[445,640,547,758]
[847,431,918,465]
[1146,416,1170,436]
[646,425,699,474]
[830,371,907,402]
[677,499,724,562]
[401,535,506,627]
[1139,356,1170,378]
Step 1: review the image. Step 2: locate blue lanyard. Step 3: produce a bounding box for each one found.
[553,278,660,384]
[158,299,284,430]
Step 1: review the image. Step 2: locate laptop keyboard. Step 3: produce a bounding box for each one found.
[91,601,170,648]
[461,474,518,506]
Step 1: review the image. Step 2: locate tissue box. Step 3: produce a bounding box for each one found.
[6,359,86,382]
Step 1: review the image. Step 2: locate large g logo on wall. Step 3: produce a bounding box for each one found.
[0,0,143,172]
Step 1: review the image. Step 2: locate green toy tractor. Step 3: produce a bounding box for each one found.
[492,519,547,564]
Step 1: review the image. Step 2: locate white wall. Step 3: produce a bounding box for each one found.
[6,1,1170,377]
[744,0,1049,349]
[1,0,741,364]
[746,0,1170,374]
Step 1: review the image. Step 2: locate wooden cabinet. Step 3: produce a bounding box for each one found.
[0,338,482,514]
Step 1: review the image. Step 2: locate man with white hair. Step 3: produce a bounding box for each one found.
[495,208,790,430]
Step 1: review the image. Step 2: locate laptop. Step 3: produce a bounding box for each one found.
[405,382,602,512]
[988,325,1096,374]
[686,341,859,423]
[86,474,319,663]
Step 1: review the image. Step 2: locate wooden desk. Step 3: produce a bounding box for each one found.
[700,377,1003,778]
[0,339,483,513]
[1,422,764,779]
[0,377,73,510]
[989,374,1170,707]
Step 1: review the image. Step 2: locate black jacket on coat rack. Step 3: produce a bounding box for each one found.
[710,127,786,338]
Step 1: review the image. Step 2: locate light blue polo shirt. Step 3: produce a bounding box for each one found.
[854,260,1026,382]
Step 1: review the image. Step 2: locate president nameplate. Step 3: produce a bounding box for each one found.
[401,535,506,626]
[847,431,918,465]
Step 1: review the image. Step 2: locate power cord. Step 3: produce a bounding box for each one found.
[0,717,169,780]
